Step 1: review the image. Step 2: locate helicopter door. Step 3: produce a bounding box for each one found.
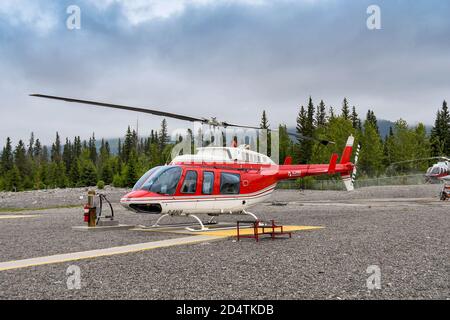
[196,171,215,213]
[176,170,198,213]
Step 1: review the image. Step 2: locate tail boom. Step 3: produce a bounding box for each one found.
[265,135,356,191]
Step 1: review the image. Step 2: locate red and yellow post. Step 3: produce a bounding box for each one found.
[83,190,97,227]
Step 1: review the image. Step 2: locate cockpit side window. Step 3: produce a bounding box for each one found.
[180,170,198,194]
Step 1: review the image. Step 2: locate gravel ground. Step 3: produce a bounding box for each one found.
[273,184,444,202]
[0,185,448,300]
[0,186,129,210]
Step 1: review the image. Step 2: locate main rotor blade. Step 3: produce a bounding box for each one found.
[388,156,449,167]
[287,132,335,146]
[30,94,204,123]
[221,122,261,130]
[30,94,261,130]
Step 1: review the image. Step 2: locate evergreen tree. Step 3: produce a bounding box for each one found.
[159,119,169,152]
[315,100,327,127]
[310,116,356,164]
[117,138,122,160]
[122,126,134,163]
[259,110,271,156]
[1,137,13,174]
[14,140,30,178]
[383,127,395,167]
[88,133,98,164]
[51,132,62,162]
[100,160,114,185]
[430,100,450,156]
[124,149,140,187]
[328,106,335,121]
[350,106,361,130]
[414,123,431,171]
[80,160,98,186]
[358,121,384,177]
[366,110,379,134]
[73,136,82,159]
[47,161,68,188]
[41,146,49,163]
[37,162,50,188]
[69,159,81,187]
[278,124,292,163]
[341,98,350,120]
[390,119,417,173]
[27,132,35,159]
[296,97,315,164]
[33,139,43,164]
[296,105,308,163]
[5,165,22,191]
[62,138,73,174]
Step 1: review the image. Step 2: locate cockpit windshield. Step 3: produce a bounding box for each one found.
[132,166,161,191]
[430,166,442,175]
[133,166,182,195]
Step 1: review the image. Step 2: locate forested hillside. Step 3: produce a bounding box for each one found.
[1,98,449,191]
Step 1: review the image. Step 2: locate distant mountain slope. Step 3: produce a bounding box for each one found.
[377,120,432,137]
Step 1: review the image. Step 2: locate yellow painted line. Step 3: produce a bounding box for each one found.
[133,225,324,237]
[0,235,224,272]
[0,215,39,219]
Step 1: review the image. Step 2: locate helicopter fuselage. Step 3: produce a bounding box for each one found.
[120,153,354,216]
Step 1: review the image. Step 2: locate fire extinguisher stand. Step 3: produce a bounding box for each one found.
[74,190,132,231]
[87,190,97,227]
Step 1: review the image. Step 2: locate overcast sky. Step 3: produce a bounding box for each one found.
[1,0,449,146]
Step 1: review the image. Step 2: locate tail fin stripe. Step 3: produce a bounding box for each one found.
[351,143,361,184]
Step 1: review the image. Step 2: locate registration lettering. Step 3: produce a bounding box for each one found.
[288,171,301,177]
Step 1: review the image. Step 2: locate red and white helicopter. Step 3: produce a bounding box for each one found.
[31,94,358,230]
[425,157,450,182]
[424,157,450,200]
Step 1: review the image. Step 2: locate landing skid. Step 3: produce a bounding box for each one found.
[242,209,258,221]
[149,213,217,231]
[185,215,208,232]
[242,209,269,226]
[145,210,262,232]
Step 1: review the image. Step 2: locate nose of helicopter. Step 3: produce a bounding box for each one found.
[120,190,150,205]
[120,190,164,214]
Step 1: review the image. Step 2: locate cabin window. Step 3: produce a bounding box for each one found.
[220,172,240,194]
[180,170,198,194]
[202,171,214,194]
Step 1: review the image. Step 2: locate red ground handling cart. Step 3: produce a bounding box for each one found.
[440,181,450,201]
[236,220,292,242]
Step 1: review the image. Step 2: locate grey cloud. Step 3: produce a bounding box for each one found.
[0,0,449,146]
